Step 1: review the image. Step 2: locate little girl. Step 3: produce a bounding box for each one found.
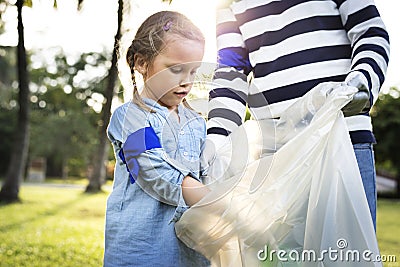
[103,11,210,267]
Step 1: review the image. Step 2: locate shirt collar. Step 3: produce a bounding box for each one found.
[142,97,184,116]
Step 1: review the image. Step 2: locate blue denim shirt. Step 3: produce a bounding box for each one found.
[104,98,209,267]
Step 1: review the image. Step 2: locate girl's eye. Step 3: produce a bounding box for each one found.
[169,66,183,74]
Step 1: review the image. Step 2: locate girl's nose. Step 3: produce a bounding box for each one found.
[179,80,193,88]
[179,73,194,87]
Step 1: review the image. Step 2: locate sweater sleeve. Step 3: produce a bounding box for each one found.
[207,4,252,150]
[337,0,390,106]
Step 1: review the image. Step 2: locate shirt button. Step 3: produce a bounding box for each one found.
[183,151,188,156]
[180,130,185,135]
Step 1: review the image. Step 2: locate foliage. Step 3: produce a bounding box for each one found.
[0,0,7,35]
[0,46,17,174]
[30,50,106,175]
[28,49,111,177]
[0,48,113,178]
[0,46,16,91]
[85,0,124,192]
[0,185,398,266]
[372,88,400,178]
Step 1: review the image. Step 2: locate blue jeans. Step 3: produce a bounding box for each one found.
[353,143,376,230]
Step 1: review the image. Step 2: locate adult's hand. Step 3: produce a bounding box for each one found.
[342,72,370,117]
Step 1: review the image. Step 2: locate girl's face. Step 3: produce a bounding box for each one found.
[138,37,204,112]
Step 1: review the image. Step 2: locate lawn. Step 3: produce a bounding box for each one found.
[0,185,399,266]
[0,185,108,267]
[377,199,400,267]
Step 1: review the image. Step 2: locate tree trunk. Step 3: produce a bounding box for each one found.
[0,0,30,203]
[85,0,123,193]
[62,157,68,180]
[396,175,400,197]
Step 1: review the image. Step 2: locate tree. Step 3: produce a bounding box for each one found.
[0,0,30,203]
[28,50,107,178]
[371,88,400,196]
[84,0,175,193]
[85,0,123,192]
[0,46,17,175]
[0,0,80,202]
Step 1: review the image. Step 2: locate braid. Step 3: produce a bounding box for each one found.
[126,42,154,112]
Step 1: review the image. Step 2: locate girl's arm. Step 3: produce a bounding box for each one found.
[182,176,210,207]
[109,104,209,211]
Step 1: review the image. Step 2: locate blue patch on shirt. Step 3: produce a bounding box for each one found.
[119,126,161,184]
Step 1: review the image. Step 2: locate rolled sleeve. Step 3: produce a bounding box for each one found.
[135,148,191,222]
[135,148,189,205]
[120,127,194,221]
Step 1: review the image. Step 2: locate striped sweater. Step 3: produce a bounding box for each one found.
[208,0,390,146]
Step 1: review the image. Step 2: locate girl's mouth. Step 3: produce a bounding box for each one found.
[174,91,188,98]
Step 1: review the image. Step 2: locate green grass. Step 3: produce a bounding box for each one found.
[0,186,399,266]
[0,185,109,267]
[377,199,400,267]
[42,177,113,187]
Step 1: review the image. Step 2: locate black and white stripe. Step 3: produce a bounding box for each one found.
[208,0,390,145]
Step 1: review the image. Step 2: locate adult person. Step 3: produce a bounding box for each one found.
[207,0,390,229]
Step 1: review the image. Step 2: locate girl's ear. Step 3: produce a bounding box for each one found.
[134,53,148,76]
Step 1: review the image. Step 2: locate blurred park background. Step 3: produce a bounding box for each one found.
[0,0,399,266]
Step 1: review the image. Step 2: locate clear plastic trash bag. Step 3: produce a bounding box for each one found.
[175,83,381,267]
